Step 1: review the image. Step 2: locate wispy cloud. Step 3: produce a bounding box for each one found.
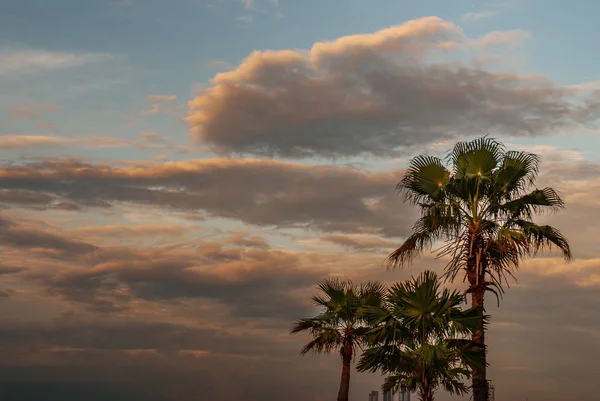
[460,11,497,22]
[202,60,234,71]
[143,95,183,117]
[476,29,531,47]
[0,48,114,76]
[11,104,62,119]
[0,135,71,149]
[237,14,254,22]
[240,0,255,9]
[0,134,191,153]
[146,94,177,103]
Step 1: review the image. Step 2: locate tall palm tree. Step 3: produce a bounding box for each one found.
[386,137,571,401]
[357,271,486,401]
[291,278,385,401]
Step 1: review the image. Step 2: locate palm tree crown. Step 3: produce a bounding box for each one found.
[358,271,486,401]
[388,136,571,298]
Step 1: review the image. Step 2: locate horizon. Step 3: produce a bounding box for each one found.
[1,1,599,400]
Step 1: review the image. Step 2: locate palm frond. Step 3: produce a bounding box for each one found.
[511,220,572,259]
[299,328,343,355]
[387,212,459,268]
[398,155,450,204]
[494,187,565,219]
[448,136,505,180]
[493,150,540,198]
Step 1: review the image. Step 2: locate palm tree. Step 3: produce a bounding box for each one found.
[357,271,486,401]
[291,278,386,401]
[386,136,571,401]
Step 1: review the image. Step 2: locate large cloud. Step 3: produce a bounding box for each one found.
[0,213,321,317]
[0,158,414,237]
[187,16,600,158]
[0,318,345,401]
[0,209,599,400]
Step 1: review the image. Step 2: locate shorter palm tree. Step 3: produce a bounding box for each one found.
[291,278,385,401]
[357,271,486,401]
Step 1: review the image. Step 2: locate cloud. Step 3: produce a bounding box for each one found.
[0,317,343,401]
[237,14,254,22]
[187,16,598,158]
[0,319,292,361]
[0,214,98,258]
[0,189,80,211]
[223,231,271,249]
[66,223,195,239]
[202,60,234,72]
[318,234,397,251]
[142,95,183,116]
[1,243,599,401]
[0,264,26,276]
[0,155,598,400]
[11,104,62,119]
[146,95,177,103]
[0,135,71,150]
[42,244,319,317]
[460,11,497,22]
[142,103,183,117]
[139,131,168,144]
[240,0,255,9]
[0,48,113,76]
[477,29,531,47]
[0,158,414,237]
[0,213,320,317]
[0,134,190,153]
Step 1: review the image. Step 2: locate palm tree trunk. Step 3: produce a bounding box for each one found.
[471,285,488,401]
[419,380,433,401]
[337,345,352,401]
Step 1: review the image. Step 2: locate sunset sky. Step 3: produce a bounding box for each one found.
[1,0,599,400]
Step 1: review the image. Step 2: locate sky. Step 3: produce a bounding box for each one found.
[0,0,599,400]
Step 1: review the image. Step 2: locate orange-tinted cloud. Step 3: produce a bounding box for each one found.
[146,94,177,103]
[187,16,598,158]
[0,134,190,153]
[0,48,112,76]
[0,135,69,149]
[12,104,61,119]
[0,158,414,237]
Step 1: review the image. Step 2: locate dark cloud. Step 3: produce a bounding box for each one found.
[0,264,26,275]
[0,320,269,355]
[1,264,600,401]
[0,214,97,257]
[0,189,54,208]
[0,382,165,401]
[0,189,81,211]
[0,319,341,401]
[0,219,319,318]
[0,158,414,237]
[187,17,599,158]
[320,234,397,251]
[482,272,600,401]
[224,231,271,249]
[41,244,320,318]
